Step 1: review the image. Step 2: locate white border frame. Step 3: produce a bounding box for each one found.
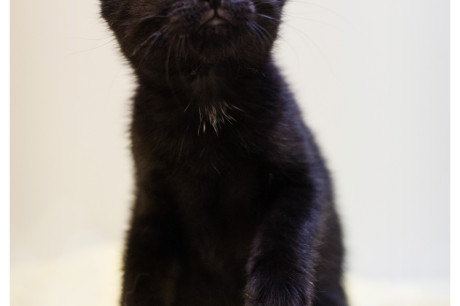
[451,0,458,304]
[2,0,10,305]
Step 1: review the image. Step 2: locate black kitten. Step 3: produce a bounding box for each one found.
[100,0,347,304]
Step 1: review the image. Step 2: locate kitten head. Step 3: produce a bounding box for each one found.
[101,0,284,74]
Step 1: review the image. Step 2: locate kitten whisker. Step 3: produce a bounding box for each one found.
[132,27,165,56]
[165,36,183,108]
[247,22,263,44]
[253,22,274,41]
[248,22,271,47]
[136,14,170,24]
[256,13,280,22]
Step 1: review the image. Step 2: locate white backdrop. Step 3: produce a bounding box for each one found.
[11,0,449,304]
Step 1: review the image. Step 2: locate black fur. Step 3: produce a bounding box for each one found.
[100,0,347,304]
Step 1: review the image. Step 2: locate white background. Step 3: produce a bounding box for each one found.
[10,0,450,304]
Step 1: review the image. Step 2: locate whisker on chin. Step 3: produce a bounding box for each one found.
[132,29,162,56]
[253,21,274,40]
[135,26,170,70]
[174,35,189,85]
[247,21,272,47]
[165,36,183,107]
[136,14,170,25]
[247,22,262,43]
[256,13,281,22]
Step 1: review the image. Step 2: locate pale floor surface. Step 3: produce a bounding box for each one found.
[11,244,449,306]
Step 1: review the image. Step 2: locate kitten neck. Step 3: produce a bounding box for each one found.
[136,55,274,102]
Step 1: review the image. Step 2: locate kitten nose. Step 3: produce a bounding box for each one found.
[205,0,221,9]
